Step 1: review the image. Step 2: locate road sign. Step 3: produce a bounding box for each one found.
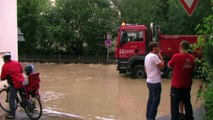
[105,39,112,47]
[180,0,199,16]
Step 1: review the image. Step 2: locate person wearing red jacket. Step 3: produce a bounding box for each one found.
[1,53,24,119]
[168,41,195,120]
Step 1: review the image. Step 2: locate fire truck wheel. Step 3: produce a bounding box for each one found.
[131,65,146,79]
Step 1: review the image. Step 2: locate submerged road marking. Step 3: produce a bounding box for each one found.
[43,109,85,119]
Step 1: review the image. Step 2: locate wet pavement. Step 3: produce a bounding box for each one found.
[0,63,204,120]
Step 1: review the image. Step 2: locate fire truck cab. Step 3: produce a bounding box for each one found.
[115,22,197,79]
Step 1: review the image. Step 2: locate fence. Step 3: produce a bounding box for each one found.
[19,54,116,64]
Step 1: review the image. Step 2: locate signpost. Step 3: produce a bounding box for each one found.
[180,0,199,16]
[105,32,112,64]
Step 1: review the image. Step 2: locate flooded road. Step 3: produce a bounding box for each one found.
[0,63,203,120]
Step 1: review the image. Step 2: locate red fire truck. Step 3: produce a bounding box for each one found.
[115,22,198,79]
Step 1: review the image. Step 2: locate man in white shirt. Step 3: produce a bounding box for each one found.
[145,42,164,120]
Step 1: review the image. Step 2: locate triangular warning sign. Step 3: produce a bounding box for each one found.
[180,0,199,16]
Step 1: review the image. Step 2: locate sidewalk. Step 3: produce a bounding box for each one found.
[158,107,205,120]
[0,107,205,120]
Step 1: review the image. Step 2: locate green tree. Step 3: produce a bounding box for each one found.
[164,0,212,34]
[112,0,156,25]
[193,5,213,120]
[18,0,119,55]
[18,0,49,54]
[18,0,212,55]
[112,0,212,34]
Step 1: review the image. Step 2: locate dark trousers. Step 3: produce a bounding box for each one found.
[146,82,162,120]
[9,87,18,117]
[170,87,194,120]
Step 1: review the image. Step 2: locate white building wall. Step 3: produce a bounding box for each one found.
[0,0,18,60]
[0,0,17,74]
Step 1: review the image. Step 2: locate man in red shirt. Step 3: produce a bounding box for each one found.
[1,53,24,119]
[168,41,195,120]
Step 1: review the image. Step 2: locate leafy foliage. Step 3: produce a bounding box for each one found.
[165,0,212,34]
[194,14,213,77]
[203,85,213,120]
[113,0,212,34]
[193,8,213,119]
[18,0,212,55]
[18,0,50,54]
[18,0,119,55]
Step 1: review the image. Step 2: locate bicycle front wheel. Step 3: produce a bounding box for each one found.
[25,95,42,120]
[0,88,18,113]
[0,88,10,112]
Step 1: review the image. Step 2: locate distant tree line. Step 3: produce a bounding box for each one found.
[18,0,212,55]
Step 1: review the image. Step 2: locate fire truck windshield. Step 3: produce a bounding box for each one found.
[120,31,143,44]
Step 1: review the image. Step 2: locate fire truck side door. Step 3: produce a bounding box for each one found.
[119,30,146,58]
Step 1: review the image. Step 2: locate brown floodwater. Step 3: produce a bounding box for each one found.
[0,63,204,120]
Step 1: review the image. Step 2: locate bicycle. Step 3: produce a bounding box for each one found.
[0,73,42,120]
